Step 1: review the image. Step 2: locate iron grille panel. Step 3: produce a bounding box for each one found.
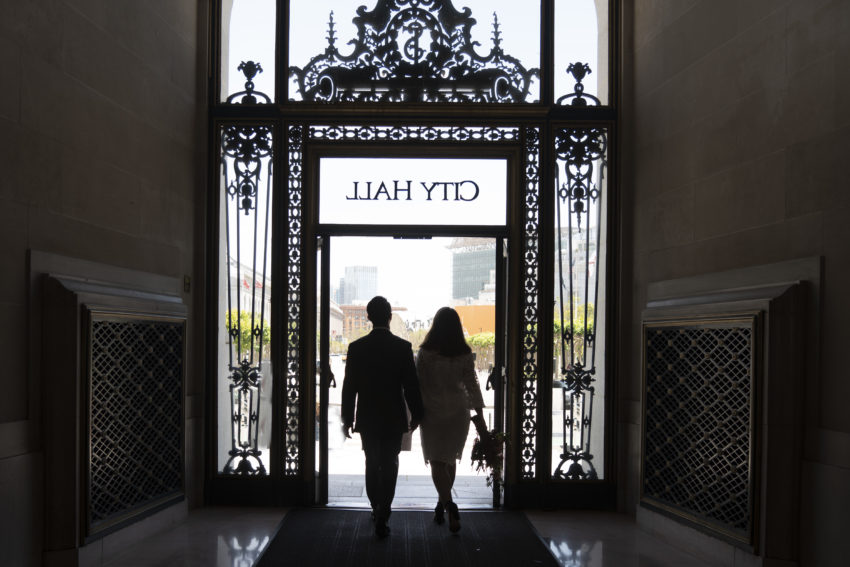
[285,125,304,475]
[642,319,756,543]
[88,316,184,534]
[552,126,607,481]
[520,126,541,479]
[308,124,519,142]
[221,124,274,476]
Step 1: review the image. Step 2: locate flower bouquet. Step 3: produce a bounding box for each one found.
[470,414,507,488]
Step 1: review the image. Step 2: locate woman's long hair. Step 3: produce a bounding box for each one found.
[420,307,472,356]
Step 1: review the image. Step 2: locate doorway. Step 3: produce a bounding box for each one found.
[315,235,507,509]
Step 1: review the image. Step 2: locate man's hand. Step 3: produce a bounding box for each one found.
[341,423,352,439]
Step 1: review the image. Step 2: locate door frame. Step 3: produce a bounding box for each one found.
[312,231,510,508]
[303,141,522,507]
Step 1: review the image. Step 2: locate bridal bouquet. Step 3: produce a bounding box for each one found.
[470,415,507,488]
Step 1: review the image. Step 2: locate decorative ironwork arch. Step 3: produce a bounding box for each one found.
[289,0,539,103]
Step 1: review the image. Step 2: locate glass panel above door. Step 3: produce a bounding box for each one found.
[554,0,609,106]
[318,157,507,226]
[220,0,276,103]
[288,0,540,103]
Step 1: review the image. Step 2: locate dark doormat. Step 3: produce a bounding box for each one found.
[256,508,559,567]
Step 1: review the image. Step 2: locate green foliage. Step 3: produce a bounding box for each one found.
[226,310,271,361]
[468,331,496,349]
[553,302,595,337]
[468,332,496,372]
[553,302,596,368]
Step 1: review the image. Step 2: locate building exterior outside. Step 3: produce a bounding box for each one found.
[335,266,377,305]
[455,304,495,335]
[449,238,496,302]
[340,304,369,337]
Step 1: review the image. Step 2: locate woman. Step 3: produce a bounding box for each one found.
[416,307,486,533]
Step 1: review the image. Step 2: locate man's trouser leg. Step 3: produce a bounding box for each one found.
[361,432,402,522]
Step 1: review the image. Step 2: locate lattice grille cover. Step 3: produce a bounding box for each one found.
[642,321,755,541]
[88,317,184,531]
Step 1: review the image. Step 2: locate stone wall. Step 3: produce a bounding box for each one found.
[622,0,850,565]
[0,1,205,565]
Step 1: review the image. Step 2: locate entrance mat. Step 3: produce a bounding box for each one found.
[257,508,559,567]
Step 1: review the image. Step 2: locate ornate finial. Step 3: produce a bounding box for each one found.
[228,61,271,104]
[326,11,337,49]
[557,62,600,107]
[236,61,263,104]
[238,60,263,83]
[567,62,591,85]
[491,13,503,51]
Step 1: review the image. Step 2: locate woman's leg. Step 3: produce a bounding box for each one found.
[430,460,453,504]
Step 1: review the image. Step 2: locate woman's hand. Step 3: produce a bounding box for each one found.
[471,411,487,435]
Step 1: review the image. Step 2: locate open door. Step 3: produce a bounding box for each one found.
[315,234,508,509]
[315,235,331,504]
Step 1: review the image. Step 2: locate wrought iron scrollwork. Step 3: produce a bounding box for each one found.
[289,0,538,103]
[221,124,274,475]
[553,120,607,480]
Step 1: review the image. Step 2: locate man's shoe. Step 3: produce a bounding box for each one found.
[375,521,391,539]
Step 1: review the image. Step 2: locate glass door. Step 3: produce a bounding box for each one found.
[315,234,506,508]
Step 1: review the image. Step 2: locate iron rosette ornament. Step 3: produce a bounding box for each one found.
[289,0,539,103]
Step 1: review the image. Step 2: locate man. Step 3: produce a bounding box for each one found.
[341,296,424,538]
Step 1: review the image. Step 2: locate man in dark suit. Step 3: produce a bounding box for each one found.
[341,296,424,538]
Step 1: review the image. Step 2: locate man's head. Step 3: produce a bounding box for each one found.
[366,296,392,327]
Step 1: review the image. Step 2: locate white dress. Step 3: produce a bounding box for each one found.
[416,349,485,464]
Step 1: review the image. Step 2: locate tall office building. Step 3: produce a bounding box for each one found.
[336,265,378,304]
[449,238,496,302]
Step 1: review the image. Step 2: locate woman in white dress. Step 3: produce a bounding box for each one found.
[416,307,485,533]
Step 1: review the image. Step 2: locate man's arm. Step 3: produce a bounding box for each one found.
[401,343,424,430]
[340,346,357,436]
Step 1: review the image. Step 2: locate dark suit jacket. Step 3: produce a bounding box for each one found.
[341,328,424,435]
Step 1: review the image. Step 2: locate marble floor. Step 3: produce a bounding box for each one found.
[102,506,716,567]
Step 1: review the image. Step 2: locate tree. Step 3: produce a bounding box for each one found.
[226,310,271,362]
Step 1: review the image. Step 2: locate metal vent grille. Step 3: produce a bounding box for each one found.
[88,316,184,534]
[642,318,756,543]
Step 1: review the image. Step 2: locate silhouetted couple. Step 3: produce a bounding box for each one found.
[341,296,485,538]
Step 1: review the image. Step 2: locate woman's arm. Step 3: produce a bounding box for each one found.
[462,354,485,410]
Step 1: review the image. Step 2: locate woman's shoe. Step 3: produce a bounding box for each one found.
[446,501,460,533]
[433,502,445,525]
